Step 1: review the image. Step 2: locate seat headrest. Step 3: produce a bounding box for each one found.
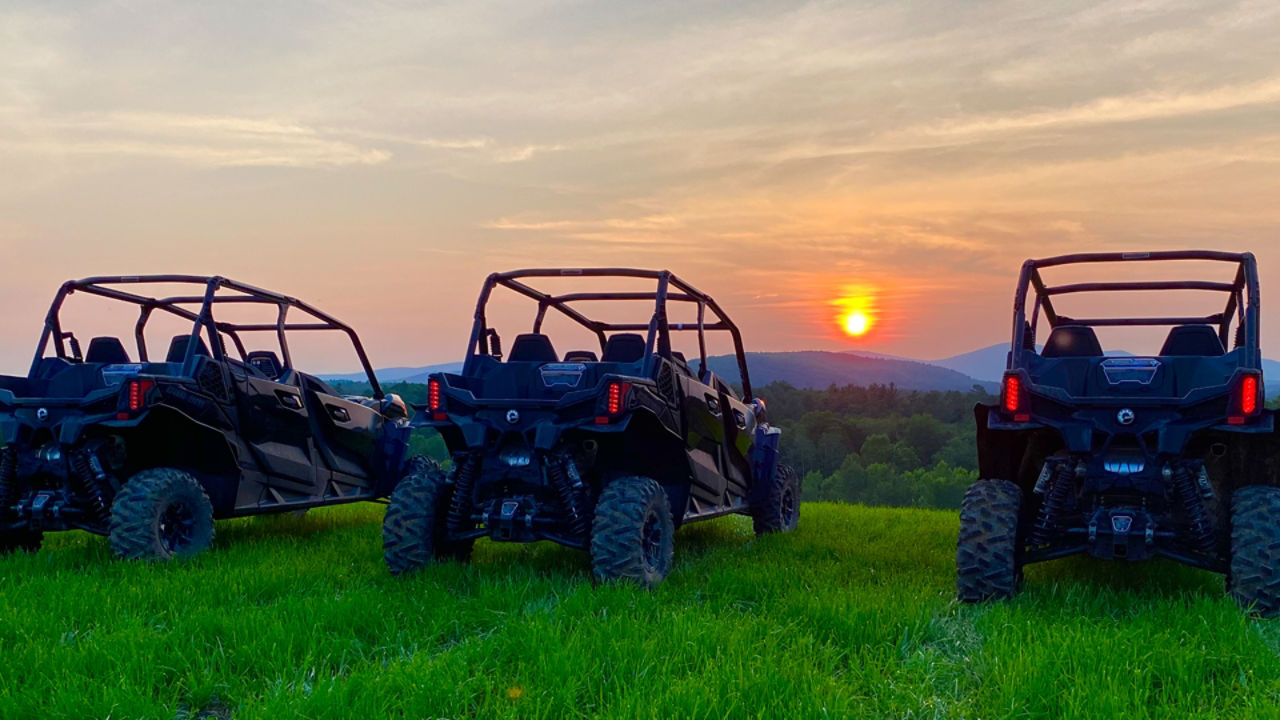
[602,333,647,363]
[166,334,211,363]
[1160,324,1225,357]
[246,350,284,379]
[564,350,598,362]
[1022,321,1036,351]
[508,333,558,363]
[85,336,131,364]
[1043,325,1103,358]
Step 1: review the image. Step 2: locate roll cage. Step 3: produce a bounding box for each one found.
[464,268,754,400]
[32,275,384,398]
[1011,251,1262,369]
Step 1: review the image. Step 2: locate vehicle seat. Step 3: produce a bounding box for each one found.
[246,350,284,379]
[508,333,558,363]
[602,333,646,363]
[1042,325,1103,358]
[166,335,211,363]
[85,336,130,364]
[1160,324,1225,357]
[564,350,598,362]
[669,351,694,376]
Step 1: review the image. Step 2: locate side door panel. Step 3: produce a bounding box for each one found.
[677,373,728,509]
[307,388,383,486]
[236,373,318,500]
[716,389,755,499]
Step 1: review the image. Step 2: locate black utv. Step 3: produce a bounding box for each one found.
[383,268,798,587]
[958,251,1280,614]
[0,276,412,560]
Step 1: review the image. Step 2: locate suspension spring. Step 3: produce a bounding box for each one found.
[1167,464,1215,552]
[70,451,111,525]
[446,455,479,534]
[547,458,590,538]
[1030,462,1076,546]
[0,446,17,516]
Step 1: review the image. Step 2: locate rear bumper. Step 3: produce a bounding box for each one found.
[1023,454,1225,571]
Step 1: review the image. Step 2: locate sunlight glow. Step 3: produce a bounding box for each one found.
[842,310,871,337]
[833,290,878,339]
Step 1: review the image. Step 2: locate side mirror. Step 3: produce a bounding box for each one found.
[751,397,768,423]
[381,393,408,420]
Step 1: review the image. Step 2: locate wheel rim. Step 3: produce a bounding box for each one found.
[642,511,664,572]
[781,486,797,525]
[158,501,197,554]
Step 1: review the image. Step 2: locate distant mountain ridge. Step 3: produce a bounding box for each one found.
[329,352,996,393]
[703,351,995,393]
[325,362,462,384]
[327,346,1279,398]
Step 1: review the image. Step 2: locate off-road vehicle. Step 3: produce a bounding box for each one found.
[383,268,797,587]
[959,251,1280,614]
[0,275,412,560]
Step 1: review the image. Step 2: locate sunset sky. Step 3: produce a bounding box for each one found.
[3,0,1279,374]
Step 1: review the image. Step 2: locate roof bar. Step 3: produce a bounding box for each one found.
[1044,281,1237,296]
[1055,315,1226,327]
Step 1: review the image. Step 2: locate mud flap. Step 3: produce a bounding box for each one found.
[749,425,783,503]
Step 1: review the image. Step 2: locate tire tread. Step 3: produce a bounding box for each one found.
[956,479,1022,603]
[1229,485,1280,617]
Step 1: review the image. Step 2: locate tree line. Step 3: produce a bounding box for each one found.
[334,379,993,511]
[755,382,986,510]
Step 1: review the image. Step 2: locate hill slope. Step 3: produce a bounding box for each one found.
[338,352,995,393]
[705,350,995,392]
[931,343,1011,383]
[1,503,1273,717]
[324,362,462,383]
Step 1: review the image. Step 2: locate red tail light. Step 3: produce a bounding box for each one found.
[596,381,631,424]
[607,382,624,414]
[428,378,446,420]
[1242,375,1260,415]
[1230,373,1262,424]
[1002,373,1031,422]
[1003,374,1022,413]
[127,379,155,412]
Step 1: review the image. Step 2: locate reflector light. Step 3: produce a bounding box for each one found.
[1003,374,1021,414]
[128,379,155,412]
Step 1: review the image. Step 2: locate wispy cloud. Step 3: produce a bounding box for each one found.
[1,112,389,167]
[335,129,564,163]
[484,215,681,231]
[901,77,1280,143]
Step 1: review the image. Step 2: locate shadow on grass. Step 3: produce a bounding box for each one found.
[474,539,590,576]
[20,507,765,592]
[20,505,384,573]
[1021,555,1227,610]
[214,506,383,544]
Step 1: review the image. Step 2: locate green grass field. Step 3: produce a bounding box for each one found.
[3,502,1280,719]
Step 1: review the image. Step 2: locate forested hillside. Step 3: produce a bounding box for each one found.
[336,380,991,511]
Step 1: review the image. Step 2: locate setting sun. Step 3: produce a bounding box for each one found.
[833,290,878,339]
[842,310,871,337]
